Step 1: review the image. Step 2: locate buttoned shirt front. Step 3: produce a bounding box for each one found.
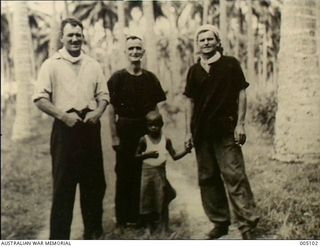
[33,48,109,112]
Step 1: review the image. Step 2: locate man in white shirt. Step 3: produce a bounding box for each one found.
[33,18,109,240]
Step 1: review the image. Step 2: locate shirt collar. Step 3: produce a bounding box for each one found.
[200,51,221,66]
[57,47,83,63]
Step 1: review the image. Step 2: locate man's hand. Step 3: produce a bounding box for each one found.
[61,112,82,127]
[112,145,120,152]
[185,132,193,149]
[185,140,193,153]
[112,136,120,152]
[83,110,102,124]
[234,124,246,145]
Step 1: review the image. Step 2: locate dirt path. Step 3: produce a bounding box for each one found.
[167,164,241,240]
[37,112,242,240]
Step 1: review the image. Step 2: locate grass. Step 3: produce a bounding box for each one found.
[1,105,319,240]
[1,109,52,239]
[244,123,320,239]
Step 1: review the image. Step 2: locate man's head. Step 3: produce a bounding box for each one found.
[195,24,223,57]
[145,111,163,137]
[125,35,145,63]
[60,18,84,57]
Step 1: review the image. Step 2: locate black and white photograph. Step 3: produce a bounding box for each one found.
[1,0,320,242]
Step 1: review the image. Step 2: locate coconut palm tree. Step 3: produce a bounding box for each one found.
[72,1,117,30]
[274,0,320,163]
[48,1,62,57]
[219,0,229,54]
[142,1,157,73]
[116,0,125,66]
[1,7,12,82]
[246,0,255,83]
[203,0,209,24]
[11,1,37,140]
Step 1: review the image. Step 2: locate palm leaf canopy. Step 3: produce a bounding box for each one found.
[126,1,164,19]
[72,0,118,30]
[1,13,9,50]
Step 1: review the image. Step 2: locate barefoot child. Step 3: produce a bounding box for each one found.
[135,111,192,235]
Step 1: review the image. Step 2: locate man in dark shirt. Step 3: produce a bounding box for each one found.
[107,35,166,229]
[184,24,259,240]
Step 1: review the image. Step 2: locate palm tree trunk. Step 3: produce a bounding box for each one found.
[203,0,209,24]
[64,0,69,18]
[219,0,229,54]
[49,1,61,57]
[11,2,36,140]
[246,0,255,83]
[117,0,126,66]
[317,0,320,64]
[234,4,242,60]
[142,1,157,73]
[166,3,182,101]
[262,23,268,84]
[1,49,5,116]
[274,0,320,163]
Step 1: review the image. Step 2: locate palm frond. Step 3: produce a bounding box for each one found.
[73,2,97,20]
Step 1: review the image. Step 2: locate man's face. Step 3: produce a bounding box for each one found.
[197,30,218,56]
[126,38,145,63]
[60,23,84,54]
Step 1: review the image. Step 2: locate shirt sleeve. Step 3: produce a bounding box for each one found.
[32,59,52,102]
[183,66,194,99]
[107,72,118,106]
[150,72,166,104]
[233,58,249,91]
[95,64,109,103]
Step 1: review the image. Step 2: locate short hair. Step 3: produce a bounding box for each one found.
[145,111,163,126]
[60,18,83,35]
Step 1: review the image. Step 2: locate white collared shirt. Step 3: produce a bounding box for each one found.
[33,48,109,112]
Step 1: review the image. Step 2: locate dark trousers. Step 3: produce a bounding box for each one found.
[49,120,106,239]
[115,118,145,225]
[194,133,259,233]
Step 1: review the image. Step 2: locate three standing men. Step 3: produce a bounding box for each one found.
[34,17,259,240]
[184,24,259,239]
[33,18,108,240]
[107,35,166,229]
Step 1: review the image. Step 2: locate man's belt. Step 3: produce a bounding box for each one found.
[66,108,92,120]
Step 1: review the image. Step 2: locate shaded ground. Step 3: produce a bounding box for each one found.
[32,111,264,240]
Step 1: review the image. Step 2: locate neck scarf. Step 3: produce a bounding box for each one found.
[200,51,221,73]
[58,47,83,64]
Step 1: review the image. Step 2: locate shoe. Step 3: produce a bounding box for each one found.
[207,226,228,239]
[241,230,255,240]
